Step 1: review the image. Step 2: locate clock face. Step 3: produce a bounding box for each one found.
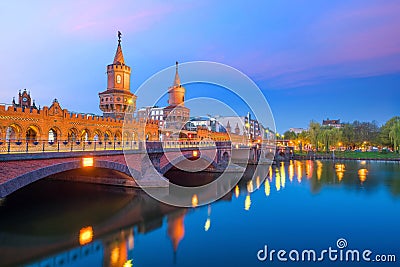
[116,75,122,84]
[22,97,28,102]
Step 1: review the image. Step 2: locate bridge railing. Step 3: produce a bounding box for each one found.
[0,140,232,154]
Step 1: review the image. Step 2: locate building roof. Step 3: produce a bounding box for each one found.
[173,61,181,87]
[113,41,125,65]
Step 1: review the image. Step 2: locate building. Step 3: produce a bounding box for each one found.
[12,89,38,110]
[98,32,137,120]
[289,127,307,134]
[322,118,342,128]
[137,106,165,129]
[163,62,190,130]
[0,32,159,143]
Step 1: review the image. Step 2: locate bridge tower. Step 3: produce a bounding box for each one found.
[99,31,137,120]
[164,62,190,130]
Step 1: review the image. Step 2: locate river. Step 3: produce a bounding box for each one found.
[0,160,399,266]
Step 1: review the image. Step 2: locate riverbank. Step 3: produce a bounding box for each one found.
[293,151,400,161]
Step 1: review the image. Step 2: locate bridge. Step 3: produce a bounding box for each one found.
[0,140,247,198]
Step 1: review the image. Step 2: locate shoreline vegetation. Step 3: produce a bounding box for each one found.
[280,116,400,162]
[293,151,400,161]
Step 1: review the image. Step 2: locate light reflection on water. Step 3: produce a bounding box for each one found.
[0,160,399,266]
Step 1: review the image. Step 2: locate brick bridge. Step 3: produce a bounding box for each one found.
[0,141,234,198]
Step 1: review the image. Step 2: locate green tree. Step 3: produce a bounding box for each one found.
[283,130,297,140]
[308,121,321,151]
[389,121,400,153]
[380,116,400,147]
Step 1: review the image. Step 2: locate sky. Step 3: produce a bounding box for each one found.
[0,0,399,133]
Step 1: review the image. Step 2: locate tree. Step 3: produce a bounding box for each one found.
[308,121,321,151]
[389,121,400,153]
[283,130,297,140]
[380,116,400,147]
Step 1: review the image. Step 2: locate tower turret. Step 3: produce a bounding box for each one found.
[99,31,137,120]
[168,62,185,106]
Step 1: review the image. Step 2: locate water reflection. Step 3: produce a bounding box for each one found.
[0,161,399,266]
[358,168,368,183]
[335,163,346,182]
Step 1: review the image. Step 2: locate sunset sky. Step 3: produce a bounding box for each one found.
[0,0,399,132]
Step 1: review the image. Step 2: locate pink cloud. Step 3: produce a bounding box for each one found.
[229,1,400,89]
[46,1,196,38]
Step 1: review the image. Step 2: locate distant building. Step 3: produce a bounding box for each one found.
[322,118,342,128]
[289,128,307,134]
[137,106,165,129]
[12,89,38,110]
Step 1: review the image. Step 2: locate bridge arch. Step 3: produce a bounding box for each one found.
[160,154,218,175]
[0,160,142,198]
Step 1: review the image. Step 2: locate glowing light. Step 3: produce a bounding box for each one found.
[79,226,93,245]
[82,157,94,167]
[111,247,120,265]
[127,99,133,104]
[204,218,211,231]
[235,144,239,149]
[288,160,294,182]
[123,260,133,267]
[275,168,281,191]
[296,161,303,183]
[128,231,134,250]
[234,185,240,198]
[192,150,198,157]
[244,195,251,211]
[247,180,254,193]
[335,163,346,182]
[306,160,313,179]
[358,169,368,183]
[316,160,323,180]
[192,194,199,207]
[280,162,286,188]
[256,176,260,189]
[245,123,250,128]
[166,132,170,137]
[265,179,270,197]
[360,160,366,165]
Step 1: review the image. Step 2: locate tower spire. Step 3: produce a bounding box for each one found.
[113,31,125,65]
[173,61,181,87]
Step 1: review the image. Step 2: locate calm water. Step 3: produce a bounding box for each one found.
[0,160,399,267]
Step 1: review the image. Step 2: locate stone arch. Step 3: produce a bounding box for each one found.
[80,128,91,141]
[67,128,78,142]
[114,130,122,141]
[160,153,218,174]
[6,123,22,141]
[0,160,142,198]
[48,126,61,142]
[123,131,130,142]
[145,132,152,141]
[104,130,113,142]
[93,129,103,142]
[222,151,230,163]
[25,124,42,142]
[132,131,138,141]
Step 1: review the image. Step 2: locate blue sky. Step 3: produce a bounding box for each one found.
[0,0,399,133]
